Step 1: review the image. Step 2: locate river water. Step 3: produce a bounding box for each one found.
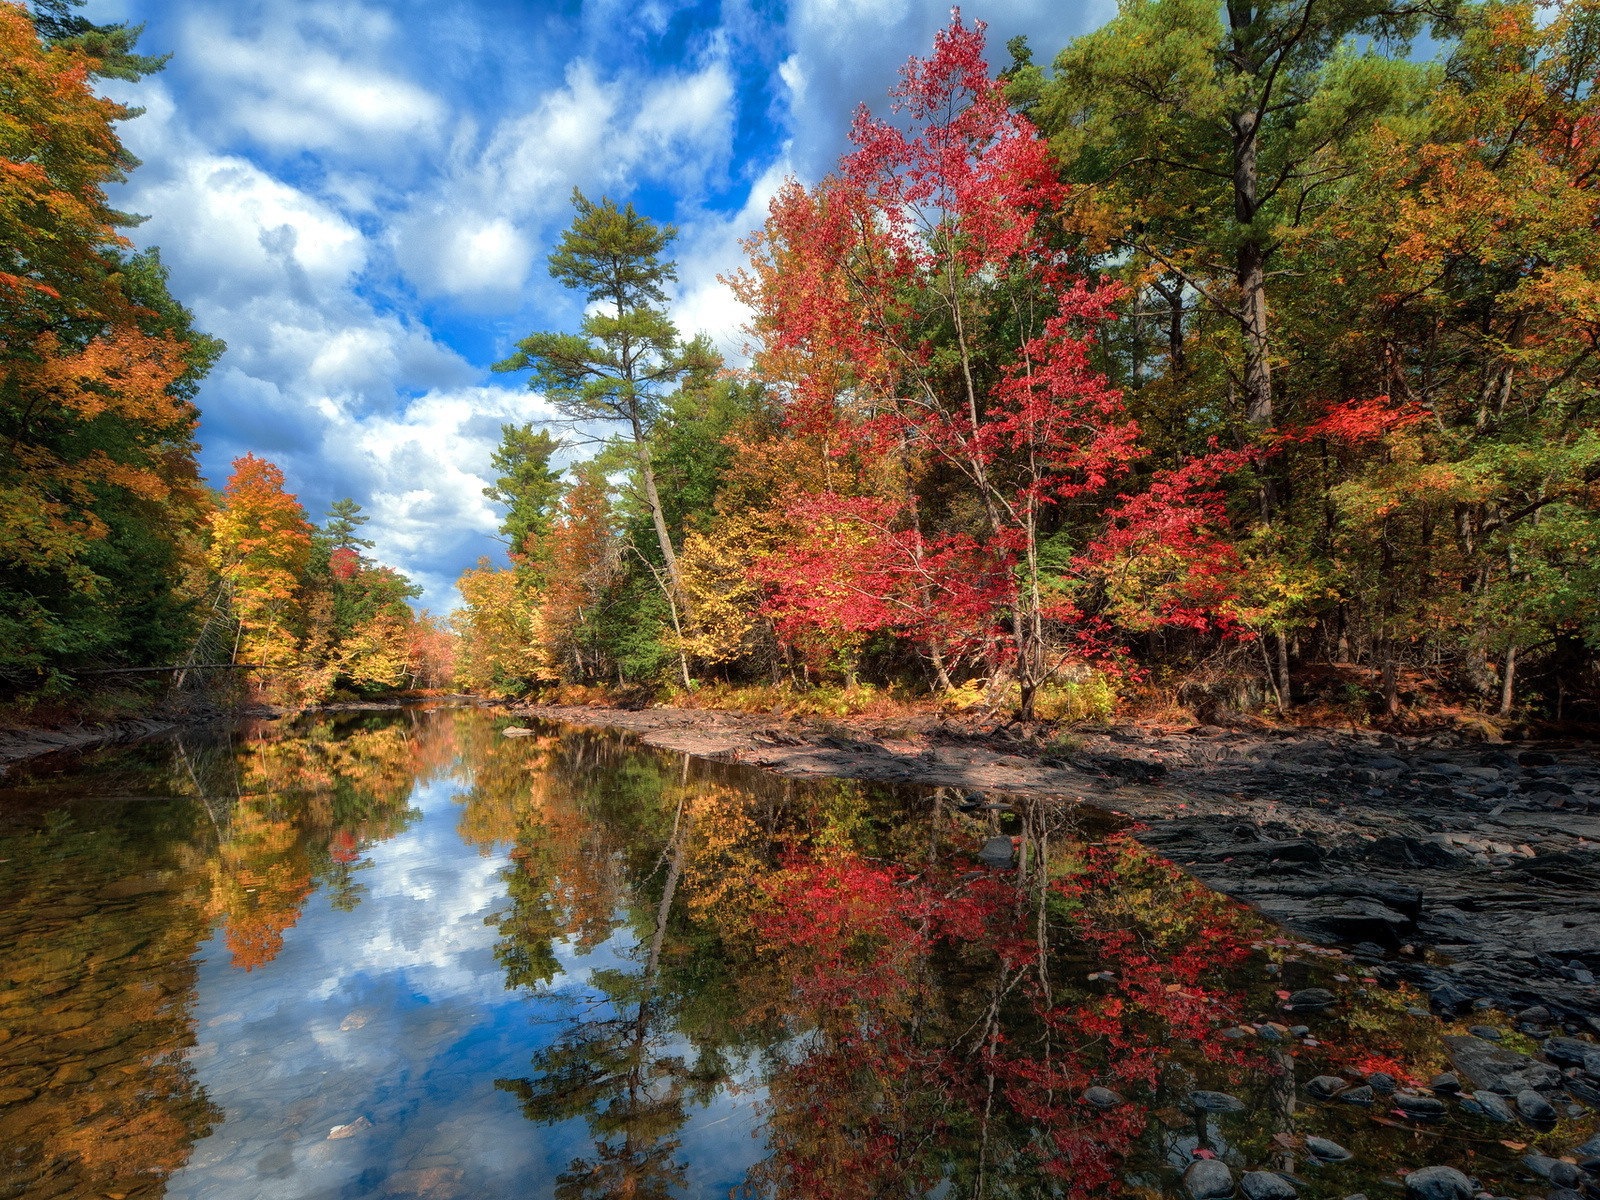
[0,706,1593,1199]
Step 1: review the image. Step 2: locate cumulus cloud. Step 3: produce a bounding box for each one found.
[176,1,447,165]
[393,54,737,306]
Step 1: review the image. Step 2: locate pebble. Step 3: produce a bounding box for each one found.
[1428,1072,1460,1094]
[1082,1086,1123,1109]
[1367,1072,1397,1093]
[328,1115,372,1140]
[1183,1158,1235,1199]
[1338,1085,1375,1106]
[1468,1025,1504,1040]
[1307,1076,1348,1099]
[1402,1166,1474,1200]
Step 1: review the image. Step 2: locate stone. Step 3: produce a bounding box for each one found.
[1523,1156,1582,1189]
[1461,1091,1513,1122]
[1305,1136,1353,1163]
[1443,1035,1543,1093]
[1338,1085,1375,1106]
[1367,1072,1397,1093]
[1240,1171,1298,1200]
[1427,1073,1459,1094]
[1285,988,1336,1012]
[1082,1086,1123,1109]
[978,836,1016,869]
[1183,1158,1235,1199]
[1393,1093,1447,1118]
[501,727,536,737]
[1188,1090,1247,1113]
[1543,1037,1598,1066]
[1402,1166,1474,1200]
[328,1116,372,1140]
[1467,1025,1504,1040]
[1516,1088,1557,1123]
[1307,1076,1348,1099]
[1429,982,1475,1013]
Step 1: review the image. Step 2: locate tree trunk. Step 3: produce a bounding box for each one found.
[1227,1,1273,429]
[1498,644,1516,716]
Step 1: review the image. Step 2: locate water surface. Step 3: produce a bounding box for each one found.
[0,706,1593,1199]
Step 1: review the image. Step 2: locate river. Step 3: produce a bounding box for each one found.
[0,705,1593,1199]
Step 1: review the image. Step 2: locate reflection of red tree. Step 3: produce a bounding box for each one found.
[751,836,1269,1198]
[330,828,359,864]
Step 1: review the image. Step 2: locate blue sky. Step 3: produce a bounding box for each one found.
[85,0,1114,611]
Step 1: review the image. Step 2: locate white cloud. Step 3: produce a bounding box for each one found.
[177,2,447,164]
[394,55,736,304]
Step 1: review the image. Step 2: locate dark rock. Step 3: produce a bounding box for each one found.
[1444,1035,1542,1092]
[1339,1085,1375,1106]
[1516,1088,1557,1123]
[1518,1005,1554,1024]
[1307,1076,1348,1099]
[1524,1156,1583,1189]
[1394,1092,1447,1118]
[1543,1037,1598,1066]
[1286,988,1336,1012]
[1367,1072,1397,1093]
[1305,1136,1353,1163]
[1402,1166,1474,1200]
[1428,1073,1460,1094]
[1576,1135,1600,1157]
[1468,1025,1504,1040]
[1240,1171,1298,1200]
[1369,835,1460,868]
[1518,751,1557,767]
[1429,982,1475,1014]
[1188,1090,1247,1113]
[1082,1086,1123,1109]
[1461,1091,1514,1122]
[1183,1158,1235,1200]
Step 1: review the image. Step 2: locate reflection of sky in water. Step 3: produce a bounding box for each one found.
[166,769,765,1199]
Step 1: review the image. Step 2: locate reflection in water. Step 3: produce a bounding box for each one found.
[0,707,1593,1199]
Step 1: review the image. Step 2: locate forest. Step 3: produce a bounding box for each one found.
[5,0,1600,725]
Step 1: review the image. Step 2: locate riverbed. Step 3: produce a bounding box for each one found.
[0,706,1595,1199]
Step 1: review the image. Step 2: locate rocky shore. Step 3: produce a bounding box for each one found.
[516,703,1600,1025]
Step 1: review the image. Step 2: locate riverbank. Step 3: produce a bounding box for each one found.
[515,702,1600,1025]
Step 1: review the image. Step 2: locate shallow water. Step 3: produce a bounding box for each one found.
[0,706,1593,1199]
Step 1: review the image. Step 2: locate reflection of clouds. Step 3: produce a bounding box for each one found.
[170,751,767,1198]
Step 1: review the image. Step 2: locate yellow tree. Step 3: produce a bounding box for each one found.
[207,454,312,696]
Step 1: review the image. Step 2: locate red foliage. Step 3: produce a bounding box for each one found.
[329,546,360,582]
